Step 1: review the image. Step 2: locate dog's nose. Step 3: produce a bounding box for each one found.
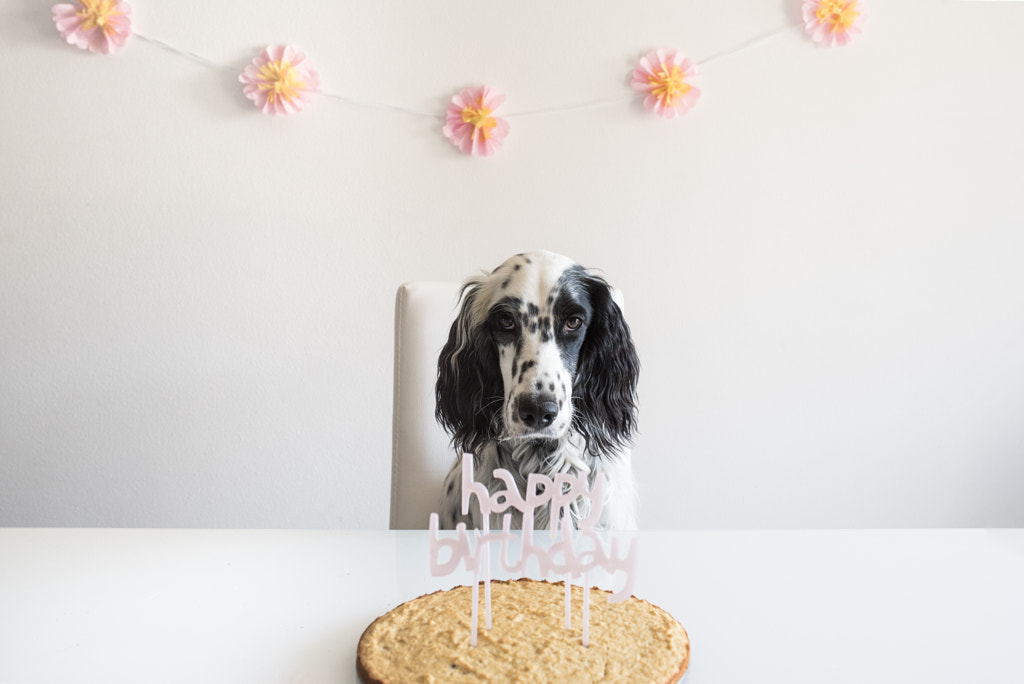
[518,395,559,429]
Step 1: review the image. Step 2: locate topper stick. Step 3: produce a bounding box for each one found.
[582,572,591,648]
[483,510,492,630]
[564,574,572,629]
[470,577,479,647]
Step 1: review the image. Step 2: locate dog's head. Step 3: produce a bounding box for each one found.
[436,251,639,458]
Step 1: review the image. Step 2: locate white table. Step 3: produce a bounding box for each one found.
[1,529,1021,683]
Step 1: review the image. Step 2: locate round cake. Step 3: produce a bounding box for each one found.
[356,578,689,684]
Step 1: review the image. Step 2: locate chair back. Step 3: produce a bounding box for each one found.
[391,282,462,529]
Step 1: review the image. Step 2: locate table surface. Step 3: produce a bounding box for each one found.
[1,528,1022,684]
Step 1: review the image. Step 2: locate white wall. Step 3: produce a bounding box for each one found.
[2,0,1022,529]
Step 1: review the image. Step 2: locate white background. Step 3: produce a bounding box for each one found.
[2,0,1022,529]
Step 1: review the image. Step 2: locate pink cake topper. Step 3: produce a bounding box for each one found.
[428,453,638,647]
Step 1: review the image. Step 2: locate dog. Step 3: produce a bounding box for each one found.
[435,251,640,530]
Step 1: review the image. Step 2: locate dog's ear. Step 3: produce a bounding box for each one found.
[573,275,640,456]
[435,283,504,454]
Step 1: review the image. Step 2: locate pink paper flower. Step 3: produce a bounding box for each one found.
[631,49,701,119]
[239,45,321,115]
[442,86,510,157]
[803,0,866,47]
[52,0,132,55]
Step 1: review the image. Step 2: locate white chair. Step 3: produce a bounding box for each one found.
[390,282,463,529]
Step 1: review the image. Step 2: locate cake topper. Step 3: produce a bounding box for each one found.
[428,453,638,647]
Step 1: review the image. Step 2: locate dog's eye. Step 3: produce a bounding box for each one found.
[496,313,516,331]
[564,316,584,332]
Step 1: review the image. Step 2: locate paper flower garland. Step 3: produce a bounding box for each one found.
[52,0,132,55]
[45,4,870,133]
[631,49,701,119]
[239,45,321,115]
[442,86,511,157]
[803,0,866,47]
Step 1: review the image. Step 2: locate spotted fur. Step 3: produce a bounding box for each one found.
[435,251,640,530]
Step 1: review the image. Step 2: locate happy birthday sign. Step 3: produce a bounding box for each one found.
[428,453,638,647]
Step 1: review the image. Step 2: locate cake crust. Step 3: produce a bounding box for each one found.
[356,578,689,684]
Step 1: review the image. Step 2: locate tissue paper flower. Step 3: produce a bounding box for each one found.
[239,45,321,115]
[803,0,865,47]
[631,49,700,119]
[442,86,510,157]
[52,0,132,55]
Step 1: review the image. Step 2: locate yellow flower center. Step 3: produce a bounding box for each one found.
[257,59,306,104]
[76,0,123,35]
[815,0,860,34]
[460,98,498,140]
[647,64,692,107]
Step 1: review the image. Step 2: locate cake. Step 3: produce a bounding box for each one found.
[356,578,689,684]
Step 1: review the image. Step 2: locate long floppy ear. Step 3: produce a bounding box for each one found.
[572,274,640,457]
[435,283,504,455]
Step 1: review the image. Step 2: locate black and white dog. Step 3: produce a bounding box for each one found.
[435,251,640,530]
